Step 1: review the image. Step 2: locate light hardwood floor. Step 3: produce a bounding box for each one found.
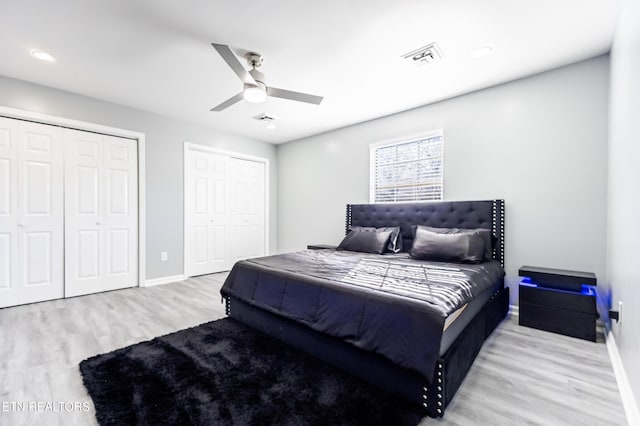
[0,274,627,425]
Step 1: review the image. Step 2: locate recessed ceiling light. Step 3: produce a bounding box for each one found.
[470,47,492,59]
[30,49,55,62]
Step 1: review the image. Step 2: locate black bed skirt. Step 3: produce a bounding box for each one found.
[225,285,509,418]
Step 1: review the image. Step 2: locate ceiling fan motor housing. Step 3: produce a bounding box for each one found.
[245,52,264,68]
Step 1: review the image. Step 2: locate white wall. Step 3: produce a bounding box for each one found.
[0,75,277,281]
[278,56,609,302]
[607,0,640,414]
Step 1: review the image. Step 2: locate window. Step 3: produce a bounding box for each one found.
[370,131,444,203]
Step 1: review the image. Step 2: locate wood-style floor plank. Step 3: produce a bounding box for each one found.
[0,274,627,425]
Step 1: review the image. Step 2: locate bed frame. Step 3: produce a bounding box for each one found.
[225,199,508,418]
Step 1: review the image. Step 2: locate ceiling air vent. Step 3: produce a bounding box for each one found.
[402,43,444,64]
[254,113,279,122]
[254,113,279,130]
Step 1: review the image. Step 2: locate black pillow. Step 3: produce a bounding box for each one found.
[409,225,486,263]
[337,229,393,255]
[349,226,403,253]
[411,225,493,260]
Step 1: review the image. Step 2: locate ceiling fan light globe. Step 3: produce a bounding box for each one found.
[243,85,267,103]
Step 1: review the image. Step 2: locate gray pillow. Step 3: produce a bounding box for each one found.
[409,225,486,263]
[349,226,403,253]
[412,225,493,260]
[338,229,393,254]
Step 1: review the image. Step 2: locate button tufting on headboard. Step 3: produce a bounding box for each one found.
[346,200,505,267]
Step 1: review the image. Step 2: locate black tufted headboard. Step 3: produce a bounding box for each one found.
[346,200,505,267]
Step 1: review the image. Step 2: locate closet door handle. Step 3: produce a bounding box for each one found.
[96,222,102,226]
[17,223,25,228]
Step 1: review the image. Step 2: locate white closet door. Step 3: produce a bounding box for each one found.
[65,130,138,297]
[103,135,138,291]
[229,158,265,263]
[185,149,230,276]
[64,129,104,296]
[0,117,19,308]
[17,121,64,305]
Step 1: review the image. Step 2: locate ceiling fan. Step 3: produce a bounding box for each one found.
[210,43,323,112]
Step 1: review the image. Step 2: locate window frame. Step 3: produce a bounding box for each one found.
[369,130,444,203]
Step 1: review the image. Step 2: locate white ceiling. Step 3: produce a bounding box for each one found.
[0,0,619,144]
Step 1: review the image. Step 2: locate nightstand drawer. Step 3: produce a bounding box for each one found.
[520,302,596,341]
[519,285,595,314]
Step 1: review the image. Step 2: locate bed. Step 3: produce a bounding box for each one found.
[220,199,508,418]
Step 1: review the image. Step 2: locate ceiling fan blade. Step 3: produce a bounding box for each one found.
[211,43,256,85]
[210,92,244,112]
[267,87,323,105]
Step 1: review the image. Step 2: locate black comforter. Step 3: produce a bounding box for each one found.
[220,249,504,382]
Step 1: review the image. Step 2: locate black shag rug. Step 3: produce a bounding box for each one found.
[79,318,424,426]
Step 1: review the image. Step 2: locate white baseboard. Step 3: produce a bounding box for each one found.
[143,274,187,287]
[509,304,519,316]
[606,331,640,426]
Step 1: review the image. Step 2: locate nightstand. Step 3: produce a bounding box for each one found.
[307,244,337,250]
[518,266,597,342]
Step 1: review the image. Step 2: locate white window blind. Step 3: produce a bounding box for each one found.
[370,132,444,203]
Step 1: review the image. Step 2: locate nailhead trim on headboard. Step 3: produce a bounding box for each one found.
[491,199,505,268]
[345,204,352,236]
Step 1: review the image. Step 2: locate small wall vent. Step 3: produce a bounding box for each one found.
[402,43,444,64]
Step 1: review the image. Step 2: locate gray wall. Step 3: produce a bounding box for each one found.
[607,0,640,412]
[278,56,610,303]
[0,75,277,280]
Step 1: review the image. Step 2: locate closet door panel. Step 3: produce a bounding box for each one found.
[64,130,104,297]
[185,150,229,276]
[0,159,11,215]
[209,156,229,268]
[107,229,129,274]
[24,161,52,214]
[77,230,100,279]
[186,150,210,276]
[0,233,11,288]
[65,130,138,296]
[103,135,137,290]
[0,118,18,307]
[229,158,265,262]
[77,166,100,214]
[17,121,63,305]
[24,231,52,285]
